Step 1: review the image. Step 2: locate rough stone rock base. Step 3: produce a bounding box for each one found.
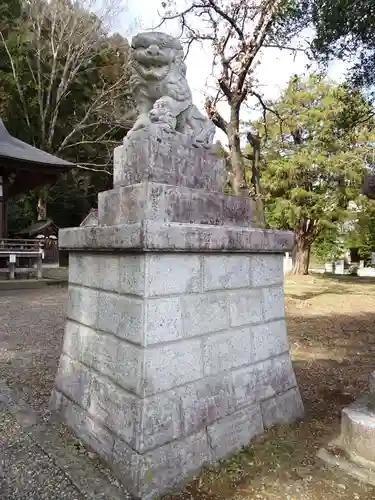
[318,395,375,486]
[53,249,303,499]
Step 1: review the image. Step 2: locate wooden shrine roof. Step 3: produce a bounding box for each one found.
[0,119,74,171]
[0,119,75,196]
[17,218,59,237]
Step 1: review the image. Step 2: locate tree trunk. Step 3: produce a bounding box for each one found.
[291,232,311,275]
[227,107,265,226]
[37,189,48,220]
[247,131,265,227]
[228,108,246,196]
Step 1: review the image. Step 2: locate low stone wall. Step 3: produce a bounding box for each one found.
[53,250,302,498]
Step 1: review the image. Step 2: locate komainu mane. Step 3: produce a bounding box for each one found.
[129,31,215,148]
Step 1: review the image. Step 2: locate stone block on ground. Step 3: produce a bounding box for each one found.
[59,394,115,462]
[113,429,212,499]
[340,396,375,468]
[207,405,264,460]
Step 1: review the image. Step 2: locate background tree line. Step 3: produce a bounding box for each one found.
[0,0,135,231]
[2,0,375,274]
[159,0,375,274]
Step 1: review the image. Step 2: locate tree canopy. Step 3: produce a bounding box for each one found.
[159,0,305,225]
[287,0,375,90]
[256,74,375,273]
[0,0,134,228]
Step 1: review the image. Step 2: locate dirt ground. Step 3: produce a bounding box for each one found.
[2,276,375,499]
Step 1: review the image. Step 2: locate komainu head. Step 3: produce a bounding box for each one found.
[131,31,184,70]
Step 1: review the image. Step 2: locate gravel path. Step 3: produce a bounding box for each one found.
[0,286,68,417]
[0,287,130,500]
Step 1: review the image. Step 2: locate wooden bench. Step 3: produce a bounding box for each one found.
[0,239,44,280]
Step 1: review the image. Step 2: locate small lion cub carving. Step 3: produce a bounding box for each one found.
[129,31,215,148]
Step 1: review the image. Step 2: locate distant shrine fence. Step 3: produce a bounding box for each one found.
[0,238,59,279]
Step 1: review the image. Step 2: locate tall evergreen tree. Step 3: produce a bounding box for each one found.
[258,74,375,274]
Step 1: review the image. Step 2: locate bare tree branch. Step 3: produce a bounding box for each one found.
[158,0,291,218]
[2,0,132,156]
[205,97,228,133]
[0,31,31,129]
[76,163,113,174]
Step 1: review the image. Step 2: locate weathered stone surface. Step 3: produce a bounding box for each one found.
[341,396,375,467]
[228,289,263,327]
[59,223,142,250]
[203,327,252,376]
[249,254,284,287]
[59,221,294,253]
[261,387,304,428]
[252,320,289,363]
[99,182,254,227]
[59,393,115,462]
[67,287,144,345]
[177,375,233,436]
[207,405,264,460]
[181,293,229,337]
[69,253,119,291]
[262,285,285,321]
[137,393,181,453]
[203,255,250,291]
[55,355,91,408]
[87,373,137,445]
[256,354,298,401]
[113,430,211,499]
[69,253,146,295]
[143,339,203,395]
[145,254,201,296]
[63,320,202,397]
[144,222,295,253]
[113,131,224,191]
[145,297,183,344]
[118,255,146,296]
[50,388,64,412]
[62,321,142,393]
[231,354,297,407]
[56,359,181,453]
[96,291,144,344]
[369,371,375,394]
[110,436,140,493]
[67,286,99,328]
[55,356,139,445]
[175,352,298,437]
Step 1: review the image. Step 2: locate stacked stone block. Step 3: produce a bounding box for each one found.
[53,251,302,498]
[54,129,303,498]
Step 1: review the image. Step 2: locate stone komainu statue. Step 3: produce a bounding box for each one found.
[129,31,215,148]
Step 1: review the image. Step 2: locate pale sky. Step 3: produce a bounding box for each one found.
[121,0,350,145]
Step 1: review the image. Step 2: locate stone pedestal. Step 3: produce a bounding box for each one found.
[53,131,303,499]
[318,371,375,485]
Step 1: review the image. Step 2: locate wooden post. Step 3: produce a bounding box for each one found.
[36,253,42,279]
[0,174,6,239]
[8,254,15,280]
